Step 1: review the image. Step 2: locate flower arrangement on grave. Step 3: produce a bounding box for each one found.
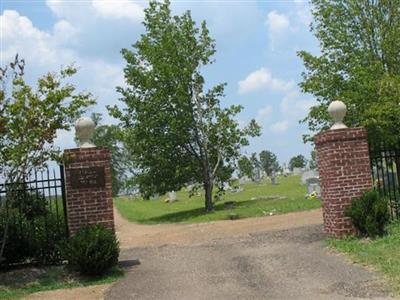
[305,191,319,200]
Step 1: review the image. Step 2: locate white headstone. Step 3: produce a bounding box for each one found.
[168,191,177,202]
[253,168,261,183]
[301,170,319,185]
[271,172,278,185]
[293,167,304,176]
[306,177,321,197]
[239,176,251,184]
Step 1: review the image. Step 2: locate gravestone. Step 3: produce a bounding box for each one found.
[186,184,193,192]
[301,170,319,185]
[292,167,304,176]
[253,168,261,183]
[231,186,243,193]
[168,191,177,202]
[271,172,278,185]
[306,177,320,197]
[372,166,398,189]
[239,176,251,184]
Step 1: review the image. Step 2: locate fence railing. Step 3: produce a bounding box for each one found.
[0,165,68,263]
[369,143,400,218]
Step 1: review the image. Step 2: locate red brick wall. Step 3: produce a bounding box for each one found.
[315,128,372,237]
[64,147,114,235]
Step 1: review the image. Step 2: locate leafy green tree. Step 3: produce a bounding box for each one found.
[298,0,400,145]
[0,55,95,262]
[109,1,260,212]
[89,114,132,197]
[237,156,253,179]
[0,56,95,180]
[309,150,318,170]
[259,150,280,176]
[289,155,307,171]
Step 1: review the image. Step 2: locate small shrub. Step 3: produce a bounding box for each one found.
[63,224,119,276]
[9,188,47,220]
[345,190,390,237]
[0,209,67,266]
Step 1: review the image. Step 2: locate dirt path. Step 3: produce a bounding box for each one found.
[24,284,110,300]
[108,225,394,300]
[24,209,395,299]
[24,209,323,300]
[115,208,324,248]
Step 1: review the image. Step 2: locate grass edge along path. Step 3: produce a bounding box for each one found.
[115,175,321,224]
[327,221,400,294]
[0,266,123,300]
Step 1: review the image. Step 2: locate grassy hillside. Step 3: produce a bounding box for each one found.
[114,175,321,224]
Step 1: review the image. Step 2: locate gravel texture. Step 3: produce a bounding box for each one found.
[106,224,394,300]
[25,209,394,300]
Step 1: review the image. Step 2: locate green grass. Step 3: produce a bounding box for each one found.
[327,221,400,293]
[0,266,123,300]
[115,175,321,224]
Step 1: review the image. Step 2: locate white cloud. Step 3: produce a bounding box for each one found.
[270,120,289,134]
[53,20,79,45]
[92,0,144,22]
[46,0,144,23]
[256,105,273,122]
[293,0,312,27]
[238,68,294,94]
[46,0,93,22]
[265,10,290,32]
[46,0,67,17]
[265,10,290,49]
[1,10,74,66]
[1,10,124,150]
[264,4,313,50]
[280,91,314,120]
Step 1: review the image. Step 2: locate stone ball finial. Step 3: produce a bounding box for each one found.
[328,100,347,130]
[75,117,96,148]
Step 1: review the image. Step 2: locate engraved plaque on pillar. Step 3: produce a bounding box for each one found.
[70,167,105,188]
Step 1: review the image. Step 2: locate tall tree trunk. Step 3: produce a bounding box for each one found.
[396,157,400,189]
[201,147,214,212]
[0,222,8,263]
[204,180,214,212]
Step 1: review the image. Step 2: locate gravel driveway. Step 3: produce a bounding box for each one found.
[106,224,393,300]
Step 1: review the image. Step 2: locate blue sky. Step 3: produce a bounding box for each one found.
[1,0,320,165]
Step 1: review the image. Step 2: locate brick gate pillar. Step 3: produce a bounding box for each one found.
[315,101,372,238]
[63,117,115,236]
[64,147,115,236]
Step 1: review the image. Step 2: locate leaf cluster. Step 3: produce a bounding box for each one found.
[109,1,260,199]
[0,55,95,181]
[298,0,400,144]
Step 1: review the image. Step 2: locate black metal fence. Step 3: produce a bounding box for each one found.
[369,143,400,218]
[0,165,68,265]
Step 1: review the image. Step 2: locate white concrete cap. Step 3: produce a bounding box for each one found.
[75,117,96,148]
[328,100,348,130]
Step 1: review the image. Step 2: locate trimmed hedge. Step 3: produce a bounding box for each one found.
[63,224,119,276]
[345,190,390,237]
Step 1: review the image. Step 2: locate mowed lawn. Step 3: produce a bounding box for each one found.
[327,221,400,293]
[114,175,321,224]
